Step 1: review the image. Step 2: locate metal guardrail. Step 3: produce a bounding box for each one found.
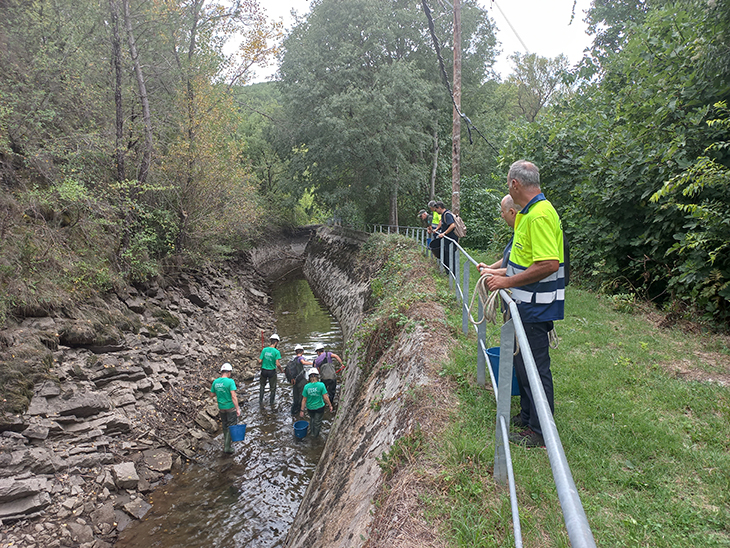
[369,224,596,548]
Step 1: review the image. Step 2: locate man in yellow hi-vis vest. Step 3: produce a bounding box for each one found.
[486,160,565,448]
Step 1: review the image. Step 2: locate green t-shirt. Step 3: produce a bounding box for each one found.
[259,346,281,370]
[302,381,328,410]
[211,376,237,410]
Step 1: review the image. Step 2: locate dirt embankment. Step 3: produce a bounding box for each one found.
[285,228,455,548]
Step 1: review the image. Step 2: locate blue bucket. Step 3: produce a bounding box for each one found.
[229,424,246,442]
[293,420,308,439]
[486,347,520,396]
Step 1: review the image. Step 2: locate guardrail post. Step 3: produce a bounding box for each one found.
[439,238,444,273]
[450,246,457,292]
[462,260,469,335]
[494,318,515,485]
[477,296,486,386]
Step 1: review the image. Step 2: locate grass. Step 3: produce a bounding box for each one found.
[428,270,730,547]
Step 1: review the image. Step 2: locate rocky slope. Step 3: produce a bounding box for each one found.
[0,255,276,547]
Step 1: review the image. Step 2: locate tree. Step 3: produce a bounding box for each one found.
[506,53,572,122]
[278,0,497,226]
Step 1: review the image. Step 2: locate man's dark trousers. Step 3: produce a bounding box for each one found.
[513,321,554,436]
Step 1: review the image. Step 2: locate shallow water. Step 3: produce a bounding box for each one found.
[114,276,343,547]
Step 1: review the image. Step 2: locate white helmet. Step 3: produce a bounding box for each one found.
[315,343,325,352]
[294,344,304,351]
[220,363,233,371]
[307,368,320,378]
[270,333,280,341]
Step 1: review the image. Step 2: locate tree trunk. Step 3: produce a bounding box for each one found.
[109,0,125,183]
[122,0,152,184]
[389,173,399,228]
[452,0,461,215]
[430,127,439,200]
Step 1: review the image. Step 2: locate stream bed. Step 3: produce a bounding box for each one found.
[115,276,343,547]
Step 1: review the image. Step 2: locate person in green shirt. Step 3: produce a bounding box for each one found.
[299,368,333,438]
[209,362,241,454]
[258,333,283,406]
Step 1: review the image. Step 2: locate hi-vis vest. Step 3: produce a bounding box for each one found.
[506,194,565,323]
[431,211,441,228]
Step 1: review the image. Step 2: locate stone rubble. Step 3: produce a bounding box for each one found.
[0,256,276,548]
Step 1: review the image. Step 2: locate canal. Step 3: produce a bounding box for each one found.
[115,275,343,547]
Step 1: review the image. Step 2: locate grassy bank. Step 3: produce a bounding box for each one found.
[428,266,730,546]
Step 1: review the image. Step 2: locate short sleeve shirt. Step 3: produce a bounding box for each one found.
[259,346,281,370]
[211,377,236,410]
[302,381,328,410]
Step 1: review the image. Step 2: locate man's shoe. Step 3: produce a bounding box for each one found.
[508,428,545,448]
[510,414,527,428]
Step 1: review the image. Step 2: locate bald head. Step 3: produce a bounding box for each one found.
[500,194,519,228]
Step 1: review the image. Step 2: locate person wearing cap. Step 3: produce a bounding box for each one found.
[313,343,344,406]
[258,333,283,407]
[417,209,433,246]
[287,344,313,418]
[210,363,241,454]
[300,368,333,437]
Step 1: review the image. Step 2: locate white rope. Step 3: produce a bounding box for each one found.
[468,271,560,352]
[468,272,502,326]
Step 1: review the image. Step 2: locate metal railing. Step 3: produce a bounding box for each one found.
[369,224,596,548]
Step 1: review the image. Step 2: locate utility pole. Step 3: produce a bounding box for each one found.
[452,0,461,215]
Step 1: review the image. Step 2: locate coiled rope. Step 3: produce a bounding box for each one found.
[468,271,559,351]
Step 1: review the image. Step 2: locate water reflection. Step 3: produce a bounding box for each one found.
[114,276,342,548]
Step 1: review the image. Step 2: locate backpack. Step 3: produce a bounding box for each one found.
[453,214,467,238]
[318,352,337,380]
[285,356,302,383]
[446,210,467,238]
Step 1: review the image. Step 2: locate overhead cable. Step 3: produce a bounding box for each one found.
[421,0,499,154]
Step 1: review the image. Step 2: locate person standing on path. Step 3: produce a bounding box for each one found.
[417,209,432,246]
[287,344,312,418]
[300,368,333,438]
[429,201,459,273]
[258,333,283,406]
[313,343,344,406]
[486,160,565,448]
[210,362,241,454]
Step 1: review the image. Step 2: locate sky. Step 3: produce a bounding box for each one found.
[250,0,595,82]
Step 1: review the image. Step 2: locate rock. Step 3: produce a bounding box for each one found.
[23,423,50,440]
[111,463,139,490]
[0,477,48,503]
[0,492,51,520]
[194,412,218,433]
[122,498,152,520]
[114,509,132,531]
[143,449,173,472]
[58,322,97,347]
[89,502,116,527]
[50,391,111,417]
[37,381,61,398]
[64,522,94,544]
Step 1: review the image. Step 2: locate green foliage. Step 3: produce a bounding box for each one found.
[278,0,498,225]
[377,427,425,479]
[500,0,730,324]
[650,102,730,321]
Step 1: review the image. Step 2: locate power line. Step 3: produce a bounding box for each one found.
[421,0,500,154]
[490,0,530,54]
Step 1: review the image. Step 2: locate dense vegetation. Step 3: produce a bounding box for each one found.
[1,0,729,326]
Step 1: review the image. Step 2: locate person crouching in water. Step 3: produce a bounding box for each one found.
[210,362,241,454]
[300,368,333,438]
